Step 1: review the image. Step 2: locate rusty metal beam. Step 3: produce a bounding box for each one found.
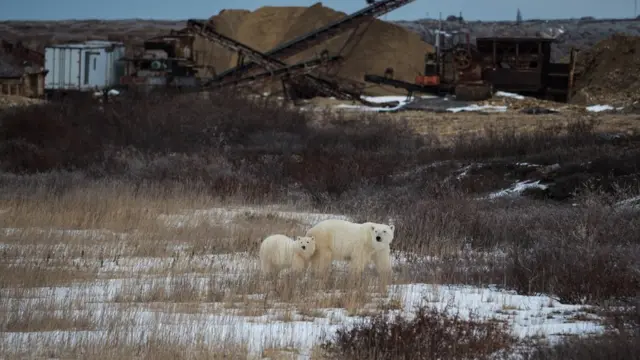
[567,47,577,102]
[187,19,370,102]
[215,55,343,89]
[186,20,283,72]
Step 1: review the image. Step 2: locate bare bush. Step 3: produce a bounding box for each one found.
[320,305,516,360]
[505,191,640,305]
[526,301,640,360]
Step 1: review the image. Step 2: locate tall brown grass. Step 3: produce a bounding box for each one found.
[0,91,639,358]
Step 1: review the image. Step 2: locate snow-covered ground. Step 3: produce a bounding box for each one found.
[331,92,626,114]
[485,180,548,200]
[586,104,625,112]
[0,205,606,358]
[447,104,508,113]
[334,95,437,112]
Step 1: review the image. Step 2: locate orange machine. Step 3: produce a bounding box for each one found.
[415,51,440,85]
[415,75,440,85]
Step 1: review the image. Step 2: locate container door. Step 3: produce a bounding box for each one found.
[84,51,101,88]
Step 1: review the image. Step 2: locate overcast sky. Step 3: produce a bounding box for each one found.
[1,0,638,21]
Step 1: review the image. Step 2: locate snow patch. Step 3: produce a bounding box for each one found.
[0,276,604,358]
[158,205,350,228]
[586,104,623,112]
[447,104,508,113]
[495,91,525,100]
[484,180,548,200]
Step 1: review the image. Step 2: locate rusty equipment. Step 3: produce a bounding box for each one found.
[364,34,577,103]
[366,30,487,100]
[184,0,415,106]
[213,55,345,90]
[119,33,201,90]
[184,19,357,101]
[476,37,577,102]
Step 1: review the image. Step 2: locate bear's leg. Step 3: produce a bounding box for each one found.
[260,257,273,276]
[291,255,306,273]
[372,249,393,293]
[347,254,368,286]
[310,249,333,282]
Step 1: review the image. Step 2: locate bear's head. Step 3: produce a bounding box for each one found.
[368,223,395,250]
[294,235,316,259]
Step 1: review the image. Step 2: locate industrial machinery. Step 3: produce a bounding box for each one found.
[119,33,200,90]
[365,29,492,100]
[475,37,577,102]
[365,31,577,102]
[180,0,416,106]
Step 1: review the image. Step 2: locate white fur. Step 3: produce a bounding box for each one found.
[305,219,395,284]
[259,234,316,276]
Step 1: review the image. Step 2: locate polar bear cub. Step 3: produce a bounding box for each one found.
[305,219,395,283]
[259,234,316,276]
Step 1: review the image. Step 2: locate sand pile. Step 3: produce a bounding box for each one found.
[191,9,250,77]
[571,34,640,106]
[207,3,432,95]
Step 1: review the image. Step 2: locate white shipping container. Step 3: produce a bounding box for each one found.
[44,40,126,91]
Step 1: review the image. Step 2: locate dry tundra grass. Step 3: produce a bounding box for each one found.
[0,181,415,358]
[0,174,636,358]
[0,92,638,359]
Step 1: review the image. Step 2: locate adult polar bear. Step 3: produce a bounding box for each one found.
[305,219,395,286]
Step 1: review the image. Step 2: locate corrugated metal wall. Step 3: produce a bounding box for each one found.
[44,41,125,91]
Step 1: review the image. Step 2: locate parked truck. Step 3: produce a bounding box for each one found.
[44,40,125,96]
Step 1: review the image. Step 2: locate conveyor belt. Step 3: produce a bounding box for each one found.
[215,55,343,89]
[187,20,354,99]
[186,20,282,72]
[213,0,416,82]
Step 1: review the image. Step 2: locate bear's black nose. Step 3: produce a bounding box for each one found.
[301,246,306,250]
[376,236,381,241]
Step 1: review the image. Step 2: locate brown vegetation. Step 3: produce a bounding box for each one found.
[320,305,516,360]
[0,89,638,358]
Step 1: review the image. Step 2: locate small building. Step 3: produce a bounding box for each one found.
[0,53,47,98]
[44,40,126,92]
[1,40,45,66]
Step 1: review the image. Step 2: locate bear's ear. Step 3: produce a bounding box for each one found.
[389,225,395,232]
[294,236,300,241]
[371,225,375,231]
[310,235,315,241]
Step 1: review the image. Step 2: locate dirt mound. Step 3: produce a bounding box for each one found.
[207,3,432,95]
[284,3,432,95]
[571,34,640,106]
[189,9,251,77]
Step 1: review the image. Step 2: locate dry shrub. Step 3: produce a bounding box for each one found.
[505,192,640,305]
[2,90,638,205]
[524,334,640,360]
[450,118,600,162]
[0,91,426,202]
[0,263,91,288]
[320,305,516,360]
[3,311,94,332]
[113,277,205,303]
[2,337,248,360]
[354,187,639,304]
[526,300,640,360]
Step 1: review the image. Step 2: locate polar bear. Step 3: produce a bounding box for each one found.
[305,219,395,285]
[259,234,316,276]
